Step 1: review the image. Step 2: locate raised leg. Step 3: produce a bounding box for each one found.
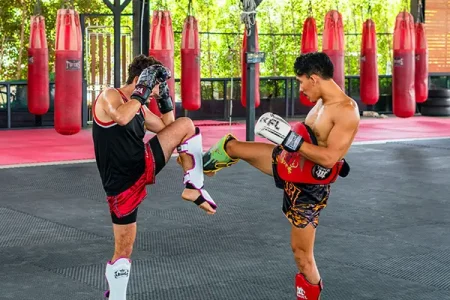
[155,117,216,214]
[225,139,276,176]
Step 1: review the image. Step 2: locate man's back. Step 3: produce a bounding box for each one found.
[92,88,146,196]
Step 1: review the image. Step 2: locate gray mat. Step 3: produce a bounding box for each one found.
[1,139,450,300]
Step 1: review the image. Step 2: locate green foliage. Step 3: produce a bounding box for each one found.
[1,0,410,81]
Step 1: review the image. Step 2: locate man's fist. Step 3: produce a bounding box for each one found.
[155,82,173,114]
[255,112,304,152]
[131,64,171,105]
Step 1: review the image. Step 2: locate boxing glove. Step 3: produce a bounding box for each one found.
[131,64,171,105]
[155,82,173,114]
[255,112,304,152]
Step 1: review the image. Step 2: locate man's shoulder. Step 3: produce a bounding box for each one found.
[344,96,359,109]
[333,97,360,123]
[102,87,119,98]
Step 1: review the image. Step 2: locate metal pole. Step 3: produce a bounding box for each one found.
[243,0,263,141]
[142,0,149,55]
[103,0,132,88]
[113,0,121,87]
[290,78,295,117]
[245,25,256,141]
[132,0,140,56]
[6,84,11,129]
[80,14,88,128]
[284,78,289,119]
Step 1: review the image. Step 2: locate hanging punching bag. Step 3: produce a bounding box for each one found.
[28,14,49,115]
[393,11,415,118]
[241,22,260,108]
[181,15,201,111]
[300,17,318,107]
[54,8,82,135]
[360,19,379,106]
[415,22,428,103]
[322,10,345,91]
[149,10,175,116]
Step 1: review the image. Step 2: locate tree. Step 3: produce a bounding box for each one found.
[0,0,407,81]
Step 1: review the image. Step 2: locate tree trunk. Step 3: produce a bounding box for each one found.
[207,11,212,78]
[16,1,27,79]
[0,35,6,76]
[267,11,277,75]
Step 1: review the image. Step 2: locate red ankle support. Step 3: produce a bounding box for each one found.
[295,273,323,300]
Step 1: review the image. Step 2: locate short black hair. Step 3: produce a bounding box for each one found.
[293,52,334,79]
[126,54,163,84]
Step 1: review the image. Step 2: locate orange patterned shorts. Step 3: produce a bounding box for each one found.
[272,145,331,228]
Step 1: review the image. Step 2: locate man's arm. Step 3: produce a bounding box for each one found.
[161,110,175,126]
[299,106,360,168]
[142,105,166,133]
[101,88,142,126]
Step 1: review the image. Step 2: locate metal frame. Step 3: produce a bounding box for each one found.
[4,73,450,129]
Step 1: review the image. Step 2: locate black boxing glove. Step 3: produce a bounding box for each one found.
[155,82,173,114]
[131,64,171,105]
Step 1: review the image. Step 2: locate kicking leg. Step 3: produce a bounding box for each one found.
[154,117,216,214]
[226,139,275,176]
[203,133,276,176]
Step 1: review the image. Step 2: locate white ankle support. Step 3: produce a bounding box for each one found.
[177,130,217,208]
[177,131,204,189]
[105,258,131,300]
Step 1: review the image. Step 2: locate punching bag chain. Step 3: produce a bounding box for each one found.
[240,0,256,36]
[34,0,42,15]
[308,0,313,16]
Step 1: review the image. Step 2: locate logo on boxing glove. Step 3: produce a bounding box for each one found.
[260,115,281,130]
[134,87,144,96]
[311,164,332,180]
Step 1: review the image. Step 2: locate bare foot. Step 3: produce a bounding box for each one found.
[205,171,216,177]
[181,188,216,215]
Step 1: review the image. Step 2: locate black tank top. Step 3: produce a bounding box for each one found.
[92,89,146,196]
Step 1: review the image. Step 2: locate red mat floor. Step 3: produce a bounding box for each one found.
[1,116,450,166]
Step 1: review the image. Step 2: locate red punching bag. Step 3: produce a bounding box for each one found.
[360,19,379,106]
[149,10,175,116]
[28,14,49,115]
[415,22,428,103]
[54,8,82,135]
[300,17,318,107]
[393,11,415,118]
[322,10,345,91]
[241,22,260,108]
[181,15,201,111]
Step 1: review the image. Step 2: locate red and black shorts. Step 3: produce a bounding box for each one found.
[107,136,165,224]
[272,145,331,229]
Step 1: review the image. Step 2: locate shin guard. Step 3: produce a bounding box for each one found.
[295,273,323,300]
[104,258,131,300]
[177,128,217,209]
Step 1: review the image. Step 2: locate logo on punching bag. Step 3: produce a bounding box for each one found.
[28,56,34,64]
[66,60,81,70]
[360,55,366,62]
[393,57,403,66]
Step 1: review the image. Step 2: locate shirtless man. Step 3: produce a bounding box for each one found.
[92,55,216,300]
[203,52,360,299]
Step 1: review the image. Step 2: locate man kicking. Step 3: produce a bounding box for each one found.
[92,54,216,300]
[203,52,360,299]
